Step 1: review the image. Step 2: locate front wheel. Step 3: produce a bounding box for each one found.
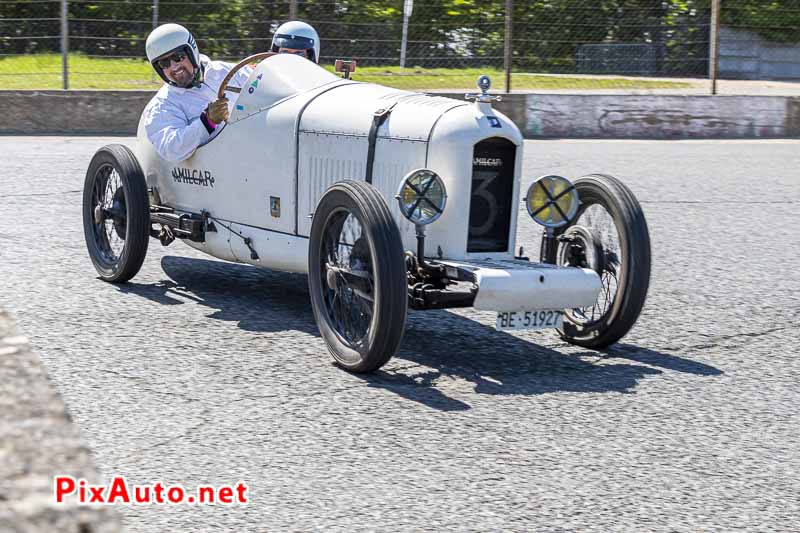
[82,144,150,283]
[541,174,651,348]
[308,181,408,372]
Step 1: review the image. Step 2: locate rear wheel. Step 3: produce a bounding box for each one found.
[82,144,150,283]
[541,174,651,348]
[308,181,408,373]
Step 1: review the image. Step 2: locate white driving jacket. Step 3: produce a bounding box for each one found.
[143,55,252,162]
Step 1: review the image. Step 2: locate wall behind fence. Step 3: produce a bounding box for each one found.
[2,89,799,139]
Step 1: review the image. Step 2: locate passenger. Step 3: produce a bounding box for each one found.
[270,21,321,64]
[142,23,252,162]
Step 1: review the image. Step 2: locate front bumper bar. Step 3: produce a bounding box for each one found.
[437,258,601,312]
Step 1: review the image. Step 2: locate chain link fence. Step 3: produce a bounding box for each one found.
[1,0,799,91]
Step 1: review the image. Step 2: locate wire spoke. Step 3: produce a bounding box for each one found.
[319,210,375,347]
[90,164,128,266]
[562,201,623,328]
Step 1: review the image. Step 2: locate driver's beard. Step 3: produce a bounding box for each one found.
[171,66,199,89]
[178,69,196,89]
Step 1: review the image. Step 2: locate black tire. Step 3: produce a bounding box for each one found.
[308,181,408,372]
[82,144,150,283]
[541,174,651,348]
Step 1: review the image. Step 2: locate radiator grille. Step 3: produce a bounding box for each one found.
[467,137,516,253]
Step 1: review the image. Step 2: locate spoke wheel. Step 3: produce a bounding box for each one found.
[82,144,150,283]
[542,174,651,348]
[309,181,407,372]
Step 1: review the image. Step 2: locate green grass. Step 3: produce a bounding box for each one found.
[0,54,692,91]
[344,66,691,90]
[0,54,161,89]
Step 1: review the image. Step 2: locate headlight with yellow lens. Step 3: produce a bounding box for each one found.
[525,175,579,228]
[396,169,447,226]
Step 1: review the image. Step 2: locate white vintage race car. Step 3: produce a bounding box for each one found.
[82,53,651,372]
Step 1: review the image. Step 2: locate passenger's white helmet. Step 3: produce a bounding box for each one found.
[145,23,201,85]
[271,21,320,64]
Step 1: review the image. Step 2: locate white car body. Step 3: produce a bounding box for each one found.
[135,54,601,312]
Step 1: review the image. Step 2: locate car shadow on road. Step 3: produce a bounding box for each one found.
[359,311,723,411]
[118,256,723,412]
[604,344,723,377]
[118,255,320,336]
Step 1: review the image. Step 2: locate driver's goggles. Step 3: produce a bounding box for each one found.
[156,52,187,69]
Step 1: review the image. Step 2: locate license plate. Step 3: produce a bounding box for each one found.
[496,310,564,331]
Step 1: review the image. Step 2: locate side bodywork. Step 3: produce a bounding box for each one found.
[136,54,524,274]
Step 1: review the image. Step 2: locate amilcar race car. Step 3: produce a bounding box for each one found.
[82,52,651,373]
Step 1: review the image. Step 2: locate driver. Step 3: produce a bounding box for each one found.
[270,21,320,63]
[142,23,253,162]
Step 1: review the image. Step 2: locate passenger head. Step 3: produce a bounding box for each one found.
[146,23,201,88]
[271,21,320,64]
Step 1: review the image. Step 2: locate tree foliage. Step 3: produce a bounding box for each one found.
[720,0,800,43]
[0,0,797,76]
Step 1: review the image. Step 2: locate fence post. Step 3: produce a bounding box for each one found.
[60,0,68,90]
[504,0,513,93]
[289,0,298,19]
[709,0,721,95]
[400,0,413,71]
[152,0,159,30]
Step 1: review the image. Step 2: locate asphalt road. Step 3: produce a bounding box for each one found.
[1,137,798,532]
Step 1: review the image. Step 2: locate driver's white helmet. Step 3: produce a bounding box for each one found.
[145,23,201,85]
[271,21,320,64]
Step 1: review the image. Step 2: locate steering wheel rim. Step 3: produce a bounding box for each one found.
[217,52,277,100]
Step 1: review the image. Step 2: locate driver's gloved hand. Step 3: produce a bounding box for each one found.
[205,97,229,125]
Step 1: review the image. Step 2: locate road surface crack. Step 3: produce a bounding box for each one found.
[144,420,208,451]
[640,200,795,205]
[0,190,81,198]
[118,419,210,460]
[659,324,793,352]
[96,368,202,402]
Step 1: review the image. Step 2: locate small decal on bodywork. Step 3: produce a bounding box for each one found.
[270,196,281,217]
[171,167,215,187]
[473,157,503,167]
[248,73,264,94]
[487,116,502,128]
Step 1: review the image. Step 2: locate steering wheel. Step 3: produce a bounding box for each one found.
[217,52,277,100]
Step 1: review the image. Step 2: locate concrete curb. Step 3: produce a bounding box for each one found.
[0,308,121,532]
[3,89,800,138]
